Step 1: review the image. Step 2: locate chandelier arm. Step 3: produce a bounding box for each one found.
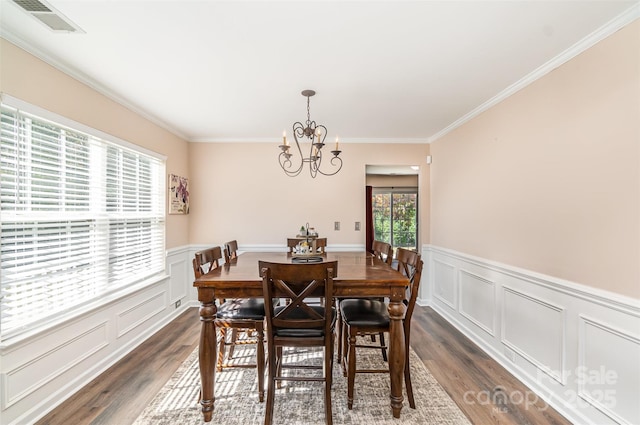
[309,149,321,178]
[278,122,306,177]
[316,155,343,176]
[293,121,307,140]
[278,151,301,177]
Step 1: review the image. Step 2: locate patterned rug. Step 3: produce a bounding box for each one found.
[134,335,471,425]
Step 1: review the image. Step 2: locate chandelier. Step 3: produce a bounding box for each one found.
[278,90,343,178]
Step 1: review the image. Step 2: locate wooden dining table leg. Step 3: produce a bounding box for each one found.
[388,287,406,418]
[198,288,217,422]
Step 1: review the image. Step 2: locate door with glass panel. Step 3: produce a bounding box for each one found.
[372,188,418,252]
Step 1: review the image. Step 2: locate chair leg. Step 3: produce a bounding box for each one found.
[404,334,415,408]
[341,320,348,377]
[324,345,333,425]
[264,342,276,425]
[276,346,284,389]
[347,328,357,410]
[227,328,239,359]
[336,303,342,361]
[256,323,265,403]
[217,327,227,372]
[404,358,415,409]
[379,332,388,362]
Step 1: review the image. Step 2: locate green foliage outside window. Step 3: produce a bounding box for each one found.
[373,191,417,250]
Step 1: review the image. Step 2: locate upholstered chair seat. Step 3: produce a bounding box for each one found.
[339,299,389,327]
[272,305,337,337]
[216,298,267,321]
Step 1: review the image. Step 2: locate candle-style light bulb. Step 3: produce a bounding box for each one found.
[335,136,339,150]
[282,130,288,145]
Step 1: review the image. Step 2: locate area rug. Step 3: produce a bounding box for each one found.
[134,336,471,425]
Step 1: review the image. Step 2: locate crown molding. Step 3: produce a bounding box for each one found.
[0,31,190,142]
[3,2,637,146]
[427,4,640,144]
[189,137,431,144]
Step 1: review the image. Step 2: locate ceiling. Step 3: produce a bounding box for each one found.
[1,0,637,144]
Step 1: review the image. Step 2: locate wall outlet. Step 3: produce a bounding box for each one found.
[175,299,181,309]
[334,221,340,231]
[355,221,361,231]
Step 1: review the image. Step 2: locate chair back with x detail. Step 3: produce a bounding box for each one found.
[314,237,327,254]
[224,240,239,263]
[259,260,338,425]
[193,246,223,277]
[371,239,393,265]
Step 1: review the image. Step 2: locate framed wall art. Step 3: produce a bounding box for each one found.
[169,173,189,214]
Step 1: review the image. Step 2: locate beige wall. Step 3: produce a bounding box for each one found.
[5,18,636,298]
[188,142,430,246]
[0,38,431,250]
[0,39,190,249]
[430,21,640,298]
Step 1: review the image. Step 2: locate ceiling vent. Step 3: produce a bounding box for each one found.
[12,0,84,33]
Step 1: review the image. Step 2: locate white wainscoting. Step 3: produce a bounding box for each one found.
[0,246,197,425]
[6,243,636,425]
[421,245,640,425]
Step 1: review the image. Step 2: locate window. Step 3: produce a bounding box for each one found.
[0,97,166,340]
[372,187,418,251]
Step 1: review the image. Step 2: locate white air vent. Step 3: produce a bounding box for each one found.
[12,0,84,33]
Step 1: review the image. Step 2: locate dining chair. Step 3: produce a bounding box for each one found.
[193,246,266,402]
[371,239,393,265]
[259,260,338,425]
[337,239,392,362]
[314,237,327,254]
[193,246,223,274]
[286,238,300,253]
[339,247,423,410]
[222,239,249,358]
[223,239,239,263]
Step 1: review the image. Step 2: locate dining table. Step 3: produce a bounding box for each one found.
[193,250,410,422]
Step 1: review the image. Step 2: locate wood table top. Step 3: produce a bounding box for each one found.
[193,251,409,297]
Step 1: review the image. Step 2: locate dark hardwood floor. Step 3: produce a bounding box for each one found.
[36,306,571,425]
[411,308,571,425]
[35,309,200,425]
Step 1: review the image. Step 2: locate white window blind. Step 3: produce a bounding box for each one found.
[0,101,166,339]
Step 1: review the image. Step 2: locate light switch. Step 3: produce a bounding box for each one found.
[355,222,361,231]
[334,221,340,231]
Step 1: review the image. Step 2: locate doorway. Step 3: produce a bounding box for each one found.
[372,188,418,251]
[365,165,419,252]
